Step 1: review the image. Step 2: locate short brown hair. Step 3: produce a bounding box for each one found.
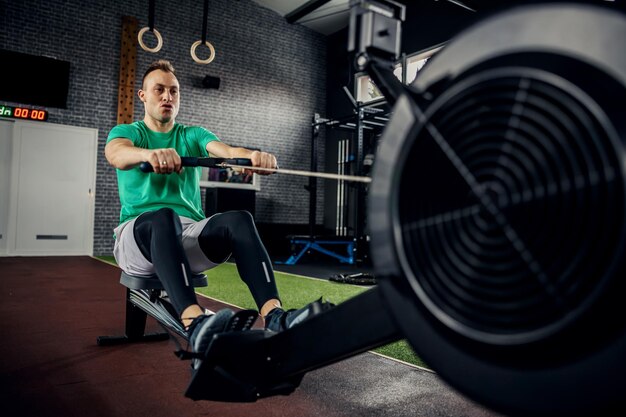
[142,59,176,88]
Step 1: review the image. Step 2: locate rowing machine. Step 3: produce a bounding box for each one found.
[182,2,626,415]
[100,2,626,415]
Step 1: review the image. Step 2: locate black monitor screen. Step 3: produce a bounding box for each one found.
[0,49,71,109]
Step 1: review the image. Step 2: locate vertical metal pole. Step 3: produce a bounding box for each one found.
[342,139,347,236]
[309,114,320,239]
[124,288,148,340]
[355,108,365,261]
[356,108,365,183]
[336,139,342,236]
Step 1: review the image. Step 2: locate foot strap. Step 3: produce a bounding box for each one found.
[175,309,258,361]
[225,309,258,332]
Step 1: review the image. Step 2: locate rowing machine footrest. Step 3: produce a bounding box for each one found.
[185,330,304,402]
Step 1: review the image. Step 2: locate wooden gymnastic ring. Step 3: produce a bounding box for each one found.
[138,26,163,53]
[190,40,216,64]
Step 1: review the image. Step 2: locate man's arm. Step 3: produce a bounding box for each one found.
[206,141,277,174]
[105,138,182,174]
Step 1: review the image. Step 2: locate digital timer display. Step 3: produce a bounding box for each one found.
[0,105,49,121]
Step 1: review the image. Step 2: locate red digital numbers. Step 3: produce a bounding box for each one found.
[7,106,48,121]
[31,109,46,120]
[14,107,28,118]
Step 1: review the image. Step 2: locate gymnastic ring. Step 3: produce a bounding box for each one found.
[190,40,216,64]
[138,27,163,53]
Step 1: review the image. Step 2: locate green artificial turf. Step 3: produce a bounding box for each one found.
[198,263,366,310]
[96,256,428,368]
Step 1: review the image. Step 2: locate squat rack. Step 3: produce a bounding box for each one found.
[283,94,389,266]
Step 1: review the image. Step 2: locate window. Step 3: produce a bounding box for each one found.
[356,73,384,103]
[199,168,260,191]
[355,43,445,103]
[403,44,445,85]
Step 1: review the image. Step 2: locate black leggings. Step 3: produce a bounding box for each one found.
[133,208,279,316]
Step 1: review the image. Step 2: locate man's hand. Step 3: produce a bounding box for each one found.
[205,141,278,176]
[105,139,181,174]
[147,148,182,174]
[248,150,277,176]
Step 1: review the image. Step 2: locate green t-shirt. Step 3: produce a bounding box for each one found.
[107,121,220,225]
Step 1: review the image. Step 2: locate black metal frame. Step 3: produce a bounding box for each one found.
[97,273,208,346]
[97,288,173,345]
[96,288,171,345]
[310,105,388,265]
[308,113,320,240]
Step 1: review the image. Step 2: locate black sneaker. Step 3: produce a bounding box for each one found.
[187,309,234,369]
[265,298,334,332]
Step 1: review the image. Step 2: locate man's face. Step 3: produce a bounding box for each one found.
[138,69,180,123]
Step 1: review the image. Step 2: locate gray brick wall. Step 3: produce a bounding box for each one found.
[0,0,327,255]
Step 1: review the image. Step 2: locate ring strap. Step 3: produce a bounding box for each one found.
[201,0,209,44]
[148,0,156,32]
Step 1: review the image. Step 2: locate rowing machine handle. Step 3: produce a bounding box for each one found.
[139,157,252,173]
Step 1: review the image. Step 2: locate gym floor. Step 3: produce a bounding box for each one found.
[0,256,502,417]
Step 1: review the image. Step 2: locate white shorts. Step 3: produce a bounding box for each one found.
[113,215,224,276]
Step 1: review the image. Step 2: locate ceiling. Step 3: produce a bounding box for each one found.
[251,0,624,36]
[250,0,505,35]
[252,0,352,35]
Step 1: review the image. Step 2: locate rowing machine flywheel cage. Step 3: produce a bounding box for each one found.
[369,4,626,416]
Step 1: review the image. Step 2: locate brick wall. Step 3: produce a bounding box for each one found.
[0,0,327,255]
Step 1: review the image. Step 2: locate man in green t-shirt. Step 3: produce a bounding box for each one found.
[105,60,328,371]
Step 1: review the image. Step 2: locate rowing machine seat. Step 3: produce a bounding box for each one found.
[120,271,208,290]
